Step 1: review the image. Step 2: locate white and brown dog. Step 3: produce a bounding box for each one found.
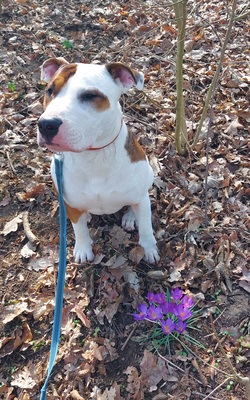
[37,58,159,264]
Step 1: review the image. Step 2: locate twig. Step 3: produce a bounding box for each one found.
[6,151,16,174]
[121,324,137,351]
[156,350,204,386]
[23,211,40,246]
[192,393,223,400]
[192,0,238,148]
[191,358,208,386]
[234,8,250,21]
[202,378,230,400]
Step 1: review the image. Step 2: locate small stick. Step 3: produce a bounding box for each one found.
[6,151,16,174]
[202,378,230,400]
[191,358,208,386]
[121,325,137,351]
[23,211,39,246]
[193,387,227,400]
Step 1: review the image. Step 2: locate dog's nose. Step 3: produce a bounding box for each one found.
[38,117,63,142]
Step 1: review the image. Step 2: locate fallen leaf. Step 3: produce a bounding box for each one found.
[168,270,182,282]
[103,338,119,362]
[140,350,169,389]
[125,366,142,399]
[0,333,23,358]
[74,304,91,328]
[70,389,86,400]
[129,246,145,264]
[123,267,140,294]
[1,214,23,236]
[225,118,243,135]
[11,367,37,389]
[21,241,36,259]
[3,300,30,324]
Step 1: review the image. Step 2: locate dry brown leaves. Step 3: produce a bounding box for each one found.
[0,0,250,399]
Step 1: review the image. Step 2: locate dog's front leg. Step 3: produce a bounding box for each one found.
[71,213,94,263]
[131,196,159,264]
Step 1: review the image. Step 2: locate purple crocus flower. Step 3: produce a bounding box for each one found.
[147,305,163,321]
[173,304,192,321]
[171,287,183,301]
[147,292,156,305]
[132,303,148,321]
[161,318,175,335]
[161,301,173,314]
[154,292,166,304]
[175,320,187,333]
[182,295,195,309]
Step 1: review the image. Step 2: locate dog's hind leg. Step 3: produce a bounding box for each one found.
[122,207,137,231]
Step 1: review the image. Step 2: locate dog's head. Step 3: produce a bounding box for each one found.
[37,58,144,152]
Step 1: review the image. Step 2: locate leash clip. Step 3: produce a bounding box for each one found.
[54,151,64,161]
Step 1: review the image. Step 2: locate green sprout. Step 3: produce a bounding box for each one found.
[10,366,17,376]
[226,380,234,390]
[7,82,16,92]
[32,340,46,352]
[62,39,73,49]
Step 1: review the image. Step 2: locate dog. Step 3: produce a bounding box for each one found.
[37,57,159,264]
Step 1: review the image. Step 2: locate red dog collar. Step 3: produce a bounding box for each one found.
[88,119,123,150]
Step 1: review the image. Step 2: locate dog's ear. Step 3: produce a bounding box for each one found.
[106,62,144,92]
[41,57,69,83]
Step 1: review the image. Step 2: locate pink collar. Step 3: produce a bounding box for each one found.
[88,119,123,151]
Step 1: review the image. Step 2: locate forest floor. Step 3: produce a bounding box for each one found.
[0,0,250,399]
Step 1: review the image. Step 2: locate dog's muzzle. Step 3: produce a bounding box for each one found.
[38,117,63,143]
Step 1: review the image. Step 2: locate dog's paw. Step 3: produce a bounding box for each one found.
[143,246,160,264]
[122,207,137,231]
[73,244,94,263]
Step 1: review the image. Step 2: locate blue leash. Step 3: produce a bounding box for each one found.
[40,155,67,400]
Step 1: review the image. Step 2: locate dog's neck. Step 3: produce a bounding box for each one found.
[87,119,123,151]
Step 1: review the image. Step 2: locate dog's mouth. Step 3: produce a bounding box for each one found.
[41,142,83,153]
[37,126,86,152]
[44,142,64,152]
[38,136,91,153]
[37,134,59,151]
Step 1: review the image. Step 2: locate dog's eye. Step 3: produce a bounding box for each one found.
[79,91,99,102]
[46,87,54,97]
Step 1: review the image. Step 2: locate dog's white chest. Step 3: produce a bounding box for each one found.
[52,151,154,215]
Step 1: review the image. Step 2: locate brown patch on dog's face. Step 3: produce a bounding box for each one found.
[93,93,110,111]
[43,64,77,109]
[78,89,110,111]
[125,130,146,162]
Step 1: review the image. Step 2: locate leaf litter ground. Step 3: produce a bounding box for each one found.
[0,0,250,399]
